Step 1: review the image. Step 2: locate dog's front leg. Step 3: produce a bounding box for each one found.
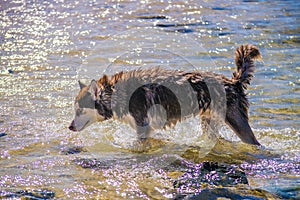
[136,124,152,141]
[134,116,152,141]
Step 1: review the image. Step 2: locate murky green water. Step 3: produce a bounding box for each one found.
[0,0,299,199]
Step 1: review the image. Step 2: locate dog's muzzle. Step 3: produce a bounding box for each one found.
[69,120,77,131]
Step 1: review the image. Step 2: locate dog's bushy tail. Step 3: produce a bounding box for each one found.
[233,44,262,88]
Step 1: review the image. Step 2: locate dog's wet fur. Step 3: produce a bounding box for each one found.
[69,44,262,145]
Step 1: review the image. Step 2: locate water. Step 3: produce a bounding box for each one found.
[0,0,299,199]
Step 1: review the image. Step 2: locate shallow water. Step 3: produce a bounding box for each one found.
[0,0,299,199]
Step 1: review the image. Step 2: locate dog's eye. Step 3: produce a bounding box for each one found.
[76,108,83,116]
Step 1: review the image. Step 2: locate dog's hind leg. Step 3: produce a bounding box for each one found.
[225,112,260,145]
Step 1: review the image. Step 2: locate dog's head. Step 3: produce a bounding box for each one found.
[69,75,113,132]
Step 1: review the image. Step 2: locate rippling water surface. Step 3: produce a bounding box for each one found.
[0,0,299,199]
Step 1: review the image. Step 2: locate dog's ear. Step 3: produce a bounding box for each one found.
[78,80,86,89]
[89,80,101,100]
[98,75,109,86]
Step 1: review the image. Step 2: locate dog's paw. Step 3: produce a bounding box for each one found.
[128,138,167,153]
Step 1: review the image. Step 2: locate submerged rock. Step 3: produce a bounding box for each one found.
[156,22,207,27]
[174,161,248,189]
[137,15,167,19]
[173,161,283,199]
[0,189,55,199]
[73,158,113,169]
[60,146,85,155]
[173,188,277,200]
[0,133,7,137]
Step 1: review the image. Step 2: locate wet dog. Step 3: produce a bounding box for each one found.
[69,44,261,145]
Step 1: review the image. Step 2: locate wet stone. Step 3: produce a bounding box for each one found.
[0,189,55,199]
[218,32,232,36]
[0,133,7,137]
[165,28,195,33]
[174,161,248,189]
[0,190,17,198]
[174,188,269,200]
[155,22,206,27]
[60,146,85,155]
[173,28,194,33]
[275,187,300,200]
[73,158,113,169]
[211,7,229,11]
[137,15,167,19]
[172,162,284,199]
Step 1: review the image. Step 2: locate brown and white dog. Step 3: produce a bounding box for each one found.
[69,44,262,145]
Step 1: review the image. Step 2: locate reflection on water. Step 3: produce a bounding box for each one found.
[0,0,299,199]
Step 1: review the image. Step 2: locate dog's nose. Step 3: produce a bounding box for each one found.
[69,125,75,131]
[69,124,76,131]
[69,120,77,131]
